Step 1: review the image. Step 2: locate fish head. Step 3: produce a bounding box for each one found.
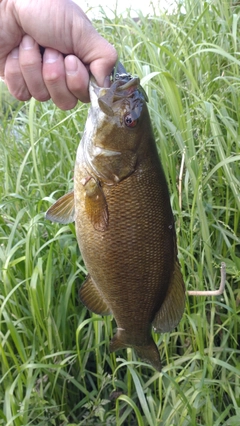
[79,63,153,184]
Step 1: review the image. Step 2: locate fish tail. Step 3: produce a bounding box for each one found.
[134,343,161,372]
[110,330,161,371]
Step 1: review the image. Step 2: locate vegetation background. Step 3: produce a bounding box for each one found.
[0,0,239,425]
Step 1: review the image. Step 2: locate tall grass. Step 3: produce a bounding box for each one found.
[0,1,239,424]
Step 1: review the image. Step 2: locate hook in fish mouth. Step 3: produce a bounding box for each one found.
[111,61,133,85]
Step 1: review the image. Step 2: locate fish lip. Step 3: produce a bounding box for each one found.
[90,74,139,92]
[89,74,140,99]
[89,65,145,117]
[89,78,100,101]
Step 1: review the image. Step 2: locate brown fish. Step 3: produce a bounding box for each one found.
[46,64,185,371]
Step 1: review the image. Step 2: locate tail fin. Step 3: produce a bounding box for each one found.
[134,343,161,372]
[110,330,161,371]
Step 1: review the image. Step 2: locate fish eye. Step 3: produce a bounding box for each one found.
[124,113,138,128]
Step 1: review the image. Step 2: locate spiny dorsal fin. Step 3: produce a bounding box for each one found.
[152,261,185,333]
[84,179,108,232]
[45,191,75,224]
[79,275,111,316]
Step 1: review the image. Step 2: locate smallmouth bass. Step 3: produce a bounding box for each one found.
[46,63,185,371]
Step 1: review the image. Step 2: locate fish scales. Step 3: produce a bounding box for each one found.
[76,155,173,322]
[46,64,185,371]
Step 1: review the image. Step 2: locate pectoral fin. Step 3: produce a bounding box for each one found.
[84,179,108,232]
[79,275,111,315]
[152,261,185,333]
[45,191,75,224]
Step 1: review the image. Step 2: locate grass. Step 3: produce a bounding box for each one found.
[0,0,240,424]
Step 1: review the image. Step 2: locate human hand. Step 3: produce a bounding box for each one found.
[0,0,117,109]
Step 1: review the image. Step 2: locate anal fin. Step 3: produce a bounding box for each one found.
[79,275,111,316]
[152,261,185,333]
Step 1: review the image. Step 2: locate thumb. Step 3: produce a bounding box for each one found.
[89,42,118,87]
[71,23,117,87]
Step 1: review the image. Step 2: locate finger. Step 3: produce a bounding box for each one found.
[68,10,118,87]
[19,35,50,102]
[88,41,118,88]
[4,47,31,101]
[42,48,78,110]
[65,55,90,103]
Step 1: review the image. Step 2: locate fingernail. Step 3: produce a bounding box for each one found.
[103,75,110,88]
[44,49,59,64]
[10,48,19,59]
[21,35,34,50]
[65,55,78,75]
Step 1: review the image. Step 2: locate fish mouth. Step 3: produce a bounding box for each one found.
[90,62,148,117]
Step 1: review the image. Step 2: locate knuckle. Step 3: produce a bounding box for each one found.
[19,54,42,72]
[21,61,39,73]
[56,98,78,111]
[35,92,51,102]
[14,89,31,101]
[5,78,29,101]
[43,67,64,85]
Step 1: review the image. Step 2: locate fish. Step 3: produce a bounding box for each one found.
[46,63,185,371]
